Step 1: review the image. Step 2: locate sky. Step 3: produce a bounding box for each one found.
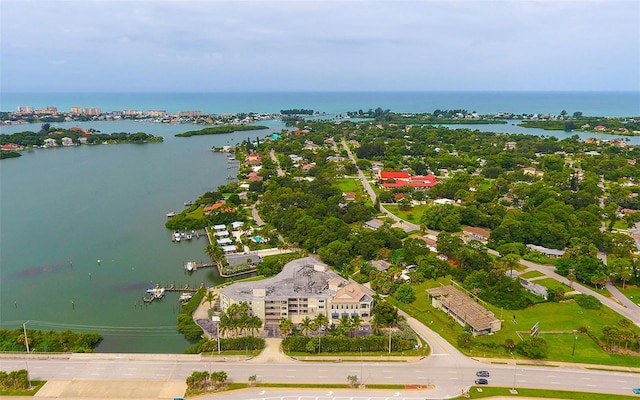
[1,0,639,93]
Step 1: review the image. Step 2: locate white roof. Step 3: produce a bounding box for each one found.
[213,224,226,230]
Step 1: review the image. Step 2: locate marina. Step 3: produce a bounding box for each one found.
[143,283,203,304]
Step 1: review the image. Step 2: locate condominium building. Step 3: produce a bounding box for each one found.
[219,257,373,331]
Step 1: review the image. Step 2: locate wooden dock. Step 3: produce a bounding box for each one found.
[184,262,216,272]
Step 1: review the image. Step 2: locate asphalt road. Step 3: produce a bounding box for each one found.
[2,353,639,399]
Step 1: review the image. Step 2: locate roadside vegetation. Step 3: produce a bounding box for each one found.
[0,329,102,353]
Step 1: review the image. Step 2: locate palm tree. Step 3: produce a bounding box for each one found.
[205,244,224,265]
[204,290,218,310]
[278,317,294,337]
[314,313,329,335]
[300,316,313,337]
[351,315,362,337]
[338,315,352,337]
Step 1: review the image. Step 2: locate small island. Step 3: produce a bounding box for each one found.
[0,124,163,158]
[175,125,269,137]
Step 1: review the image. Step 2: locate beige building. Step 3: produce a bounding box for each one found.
[219,257,373,331]
[427,285,501,335]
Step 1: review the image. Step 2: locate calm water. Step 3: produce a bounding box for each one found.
[2,91,639,116]
[1,91,639,353]
[0,120,283,353]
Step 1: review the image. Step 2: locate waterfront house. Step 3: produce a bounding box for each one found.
[231,221,244,230]
[43,138,57,147]
[61,137,74,146]
[245,152,262,166]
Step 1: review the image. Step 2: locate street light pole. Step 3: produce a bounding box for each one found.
[359,347,363,387]
[572,334,578,356]
[22,321,32,389]
[510,351,516,392]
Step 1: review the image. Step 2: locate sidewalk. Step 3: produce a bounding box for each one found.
[473,356,640,373]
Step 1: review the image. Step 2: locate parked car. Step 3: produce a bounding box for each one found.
[632,387,640,394]
[475,378,488,385]
[476,370,490,377]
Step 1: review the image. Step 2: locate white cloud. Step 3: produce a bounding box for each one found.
[1,0,638,91]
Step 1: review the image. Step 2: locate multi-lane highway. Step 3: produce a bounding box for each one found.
[1,353,639,399]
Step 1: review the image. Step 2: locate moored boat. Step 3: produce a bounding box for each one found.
[179,292,193,303]
[166,211,177,217]
[184,261,197,272]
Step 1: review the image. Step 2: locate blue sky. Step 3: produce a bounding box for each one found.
[1,0,639,92]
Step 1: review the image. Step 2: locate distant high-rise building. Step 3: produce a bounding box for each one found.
[35,106,58,114]
[148,110,167,117]
[178,110,203,117]
[70,106,83,114]
[16,106,34,113]
[83,108,102,116]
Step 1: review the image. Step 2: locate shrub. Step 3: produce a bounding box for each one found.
[573,294,601,310]
[515,337,548,359]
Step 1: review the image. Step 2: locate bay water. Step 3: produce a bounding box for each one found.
[0,120,283,353]
[1,92,639,353]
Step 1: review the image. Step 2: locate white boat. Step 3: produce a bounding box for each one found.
[184,200,193,206]
[179,292,193,303]
[186,233,193,240]
[146,287,165,299]
[185,261,197,272]
[173,232,182,242]
[166,211,177,218]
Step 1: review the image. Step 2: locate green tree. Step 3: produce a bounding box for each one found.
[396,283,416,304]
[210,370,228,390]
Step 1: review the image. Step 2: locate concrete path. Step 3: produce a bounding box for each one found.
[248,338,292,362]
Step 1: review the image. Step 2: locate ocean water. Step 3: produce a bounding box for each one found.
[1,91,639,354]
[2,91,639,116]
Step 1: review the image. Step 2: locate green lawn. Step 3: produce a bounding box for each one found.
[383,204,428,225]
[462,386,639,399]
[520,270,545,279]
[534,278,570,292]
[393,279,640,367]
[335,177,362,192]
[617,284,640,306]
[0,381,45,396]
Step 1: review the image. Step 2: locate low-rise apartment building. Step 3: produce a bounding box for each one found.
[219,257,373,331]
